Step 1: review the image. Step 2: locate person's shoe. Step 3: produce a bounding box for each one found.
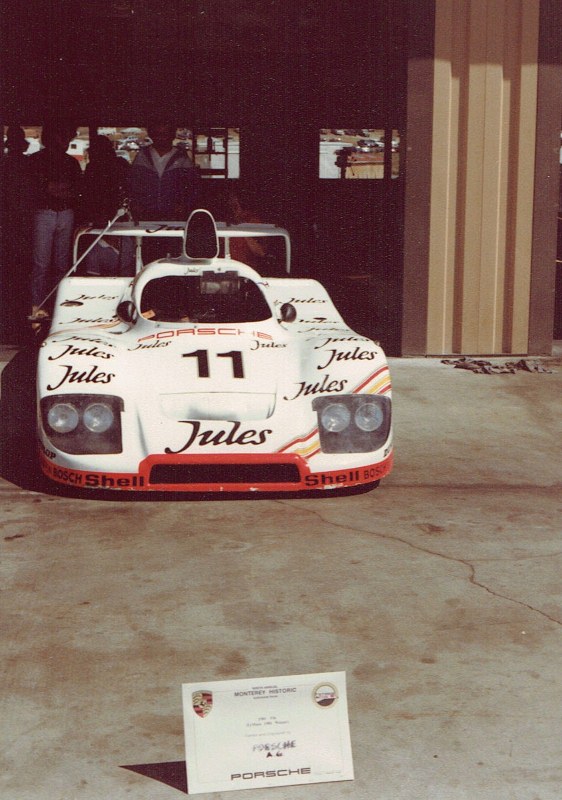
[29,306,50,331]
[28,306,50,322]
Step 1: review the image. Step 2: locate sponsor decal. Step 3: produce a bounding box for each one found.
[64,317,118,325]
[192,691,213,718]
[299,326,352,333]
[40,455,145,488]
[62,293,119,304]
[49,334,116,348]
[316,346,377,370]
[48,344,114,361]
[304,459,392,487]
[231,768,311,781]
[251,340,287,350]
[39,440,56,460]
[165,421,273,454]
[137,328,273,343]
[128,340,170,351]
[46,364,115,392]
[313,682,338,708]
[296,317,342,325]
[283,375,348,401]
[274,297,327,305]
[313,336,371,349]
[84,473,145,488]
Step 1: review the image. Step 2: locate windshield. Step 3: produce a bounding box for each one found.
[140,275,271,324]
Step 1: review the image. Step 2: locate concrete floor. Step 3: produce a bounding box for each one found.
[1,347,562,800]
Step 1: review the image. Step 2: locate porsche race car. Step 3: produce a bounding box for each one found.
[37,210,393,492]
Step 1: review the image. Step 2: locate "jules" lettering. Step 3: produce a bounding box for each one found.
[48,344,114,361]
[283,374,347,401]
[165,421,272,454]
[46,364,115,391]
[316,347,376,370]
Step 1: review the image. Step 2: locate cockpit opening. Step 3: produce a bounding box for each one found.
[140,275,271,323]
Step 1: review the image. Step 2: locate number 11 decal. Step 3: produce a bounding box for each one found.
[183,350,245,379]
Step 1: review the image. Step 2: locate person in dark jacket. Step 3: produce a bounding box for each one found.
[78,134,134,276]
[129,122,200,261]
[28,122,82,318]
[79,134,129,225]
[129,123,199,219]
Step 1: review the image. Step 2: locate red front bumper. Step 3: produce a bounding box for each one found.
[40,451,393,492]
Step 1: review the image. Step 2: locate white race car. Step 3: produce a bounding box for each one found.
[37,210,393,492]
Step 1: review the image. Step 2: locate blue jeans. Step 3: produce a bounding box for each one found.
[31,208,75,307]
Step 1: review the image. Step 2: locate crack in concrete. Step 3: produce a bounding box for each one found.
[275,501,562,628]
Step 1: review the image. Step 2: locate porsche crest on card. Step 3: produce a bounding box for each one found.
[192,690,213,718]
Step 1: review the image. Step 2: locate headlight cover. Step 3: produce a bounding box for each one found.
[313,394,391,453]
[47,403,80,434]
[320,403,352,433]
[355,401,384,432]
[40,394,124,454]
[83,403,115,433]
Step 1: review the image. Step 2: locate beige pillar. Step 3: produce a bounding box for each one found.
[427,0,540,354]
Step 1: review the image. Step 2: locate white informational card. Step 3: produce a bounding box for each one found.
[182,671,354,794]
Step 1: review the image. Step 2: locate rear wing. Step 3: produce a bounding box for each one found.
[73,221,291,274]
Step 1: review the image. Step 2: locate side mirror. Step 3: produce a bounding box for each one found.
[117,301,136,323]
[279,303,297,323]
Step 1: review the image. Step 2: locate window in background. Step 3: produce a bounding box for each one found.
[192,128,240,179]
[98,126,240,178]
[319,128,400,179]
[11,125,83,163]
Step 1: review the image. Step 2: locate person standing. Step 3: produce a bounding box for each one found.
[78,134,133,276]
[28,122,82,319]
[128,122,200,260]
[79,134,129,225]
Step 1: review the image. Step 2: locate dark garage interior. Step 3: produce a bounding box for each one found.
[1,0,413,355]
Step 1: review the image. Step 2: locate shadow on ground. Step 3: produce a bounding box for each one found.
[121,761,187,794]
[0,348,46,492]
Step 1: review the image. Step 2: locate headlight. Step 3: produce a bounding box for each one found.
[320,403,351,432]
[313,394,391,453]
[47,403,80,433]
[83,403,114,433]
[355,402,384,432]
[40,394,124,454]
